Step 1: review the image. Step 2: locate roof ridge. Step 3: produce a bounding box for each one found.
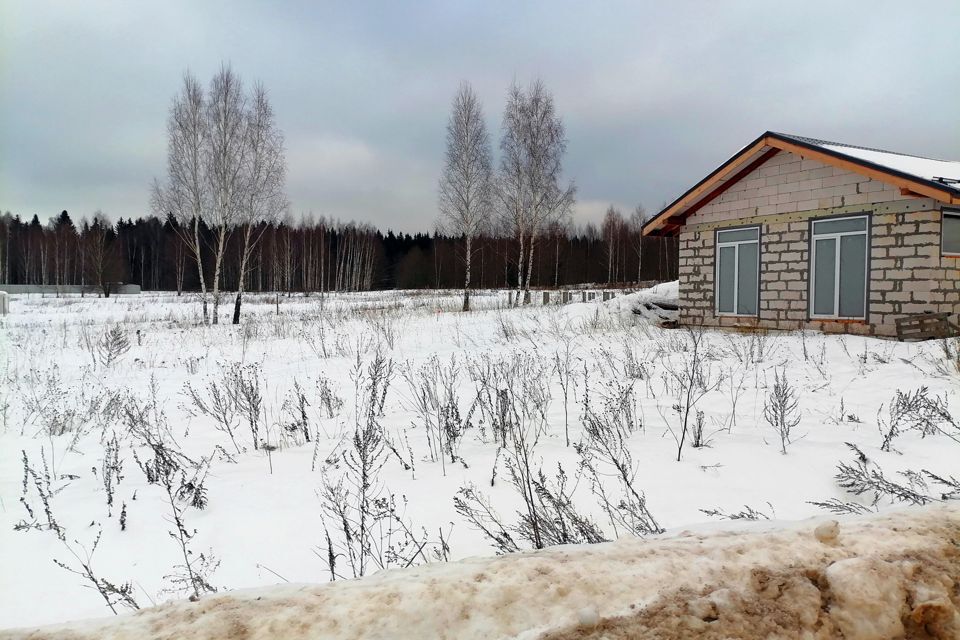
[770,131,955,163]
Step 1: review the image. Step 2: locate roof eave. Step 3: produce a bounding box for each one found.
[766,132,960,204]
[643,132,960,237]
[641,132,774,237]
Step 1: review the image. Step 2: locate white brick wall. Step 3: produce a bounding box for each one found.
[678,207,960,337]
[686,150,912,225]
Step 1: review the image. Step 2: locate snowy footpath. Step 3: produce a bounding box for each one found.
[3,505,959,640]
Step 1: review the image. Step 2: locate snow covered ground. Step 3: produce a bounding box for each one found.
[5,505,959,639]
[1,285,959,633]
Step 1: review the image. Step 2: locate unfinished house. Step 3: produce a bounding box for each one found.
[642,132,960,336]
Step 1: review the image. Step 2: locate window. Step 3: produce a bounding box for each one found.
[809,215,868,319]
[944,210,960,256]
[715,227,759,316]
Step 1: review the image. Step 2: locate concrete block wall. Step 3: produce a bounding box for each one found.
[869,209,960,327]
[678,221,818,332]
[679,206,959,336]
[687,149,914,226]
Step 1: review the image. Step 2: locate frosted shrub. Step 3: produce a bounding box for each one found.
[494,311,520,342]
[97,325,131,368]
[658,327,722,461]
[455,464,606,553]
[17,367,125,442]
[16,449,64,539]
[464,352,551,449]
[402,355,467,468]
[878,386,954,453]
[280,382,311,446]
[453,484,520,554]
[18,448,140,615]
[936,337,960,376]
[226,363,264,450]
[317,375,344,419]
[763,369,801,455]
[299,317,331,359]
[127,396,218,599]
[833,443,932,507]
[592,347,645,436]
[552,338,578,447]
[455,352,570,550]
[722,330,777,364]
[319,354,439,579]
[183,371,240,453]
[19,366,70,435]
[99,433,123,515]
[699,503,773,521]
[578,399,663,537]
[53,529,141,614]
[363,311,400,350]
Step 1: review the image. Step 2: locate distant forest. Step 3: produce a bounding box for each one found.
[0,210,677,293]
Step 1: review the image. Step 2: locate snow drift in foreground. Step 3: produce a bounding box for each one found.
[5,505,959,640]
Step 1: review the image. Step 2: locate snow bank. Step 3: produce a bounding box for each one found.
[5,505,958,640]
[606,279,679,323]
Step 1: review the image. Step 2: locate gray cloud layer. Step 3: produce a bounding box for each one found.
[2,1,958,232]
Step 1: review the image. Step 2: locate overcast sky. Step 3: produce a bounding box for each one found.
[2,1,958,232]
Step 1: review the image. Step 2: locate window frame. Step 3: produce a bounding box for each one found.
[714,224,761,317]
[807,213,870,321]
[943,208,960,258]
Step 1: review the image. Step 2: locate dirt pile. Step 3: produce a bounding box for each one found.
[544,552,960,639]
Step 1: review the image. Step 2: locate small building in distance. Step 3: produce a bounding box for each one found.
[642,132,960,336]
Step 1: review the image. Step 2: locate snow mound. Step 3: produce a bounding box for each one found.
[607,279,679,323]
[5,505,959,640]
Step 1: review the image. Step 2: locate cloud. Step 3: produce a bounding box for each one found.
[573,200,632,229]
[285,134,437,231]
[287,136,380,183]
[2,0,958,229]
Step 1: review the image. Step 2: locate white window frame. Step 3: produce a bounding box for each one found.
[714,226,760,317]
[809,215,869,320]
[943,209,960,258]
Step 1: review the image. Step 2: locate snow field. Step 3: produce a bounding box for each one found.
[0,285,958,631]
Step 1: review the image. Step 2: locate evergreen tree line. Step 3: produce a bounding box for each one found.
[0,208,677,294]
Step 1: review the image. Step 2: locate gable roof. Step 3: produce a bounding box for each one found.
[642,131,960,236]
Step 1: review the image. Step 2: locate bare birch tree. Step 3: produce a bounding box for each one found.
[151,72,210,323]
[232,82,286,324]
[497,80,575,305]
[629,204,648,283]
[153,66,288,324]
[205,65,248,324]
[497,83,528,305]
[438,82,492,311]
[603,206,624,284]
[519,80,575,301]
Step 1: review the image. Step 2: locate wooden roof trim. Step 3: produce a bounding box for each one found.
[642,134,770,236]
[677,147,780,224]
[643,132,960,237]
